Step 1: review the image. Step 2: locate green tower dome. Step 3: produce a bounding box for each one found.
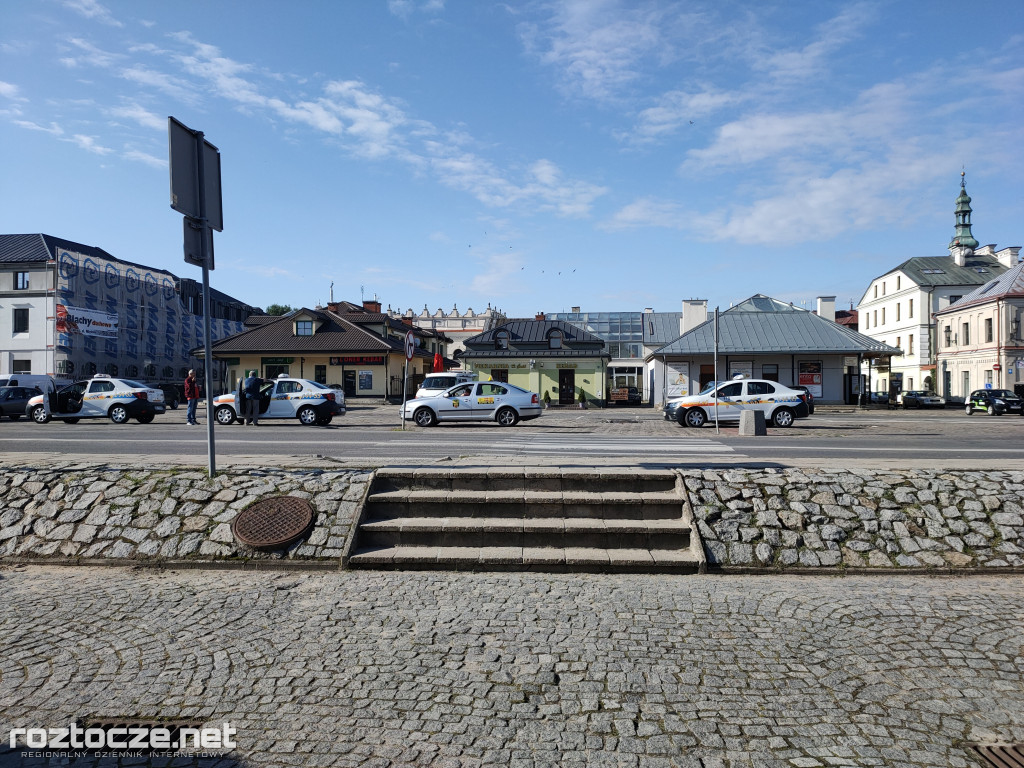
[948,171,979,251]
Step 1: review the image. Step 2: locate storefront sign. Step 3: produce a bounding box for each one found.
[555,363,577,369]
[330,356,385,365]
[261,357,294,365]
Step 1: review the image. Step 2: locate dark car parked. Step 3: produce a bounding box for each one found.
[965,389,1023,416]
[0,386,40,420]
[155,382,186,410]
[792,385,815,415]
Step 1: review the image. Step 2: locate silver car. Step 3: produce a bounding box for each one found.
[402,381,543,427]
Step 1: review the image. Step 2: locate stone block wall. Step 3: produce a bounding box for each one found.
[0,466,371,562]
[683,468,1024,569]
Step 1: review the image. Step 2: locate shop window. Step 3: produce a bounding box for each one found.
[761,364,779,382]
[315,365,327,384]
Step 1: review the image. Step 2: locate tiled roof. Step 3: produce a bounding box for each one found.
[207,308,432,357]
[936,260,1024,314]
[651,294,902,357]
[464,319,606,347]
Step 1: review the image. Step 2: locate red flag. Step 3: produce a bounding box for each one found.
[433,353,444,372]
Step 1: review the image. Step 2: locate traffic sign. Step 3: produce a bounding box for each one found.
[405,331,415,361]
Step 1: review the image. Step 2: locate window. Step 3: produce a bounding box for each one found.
[949,295,962,305]
[548,330,563,349]
[14,272,29,290]
[881,308,885,324]
[494,330,509,350]
[12,359,31,374]
[896,304,900,321]
[105,363,118,376]
[126,365,139,377]
[277,380,302,394]
[985,318,993,343]
[144,363,156,377]
[863,315,869,330]
[747,381,775,395]
[908,299,913,318]
[908,334,913,356]
[89,380,115,393]
[896,276,901,290]
[480,383,509,396]
[315,365,327,384]
[943,326,951,347]
[718,383,743,397]
[873,310,877,326]
[962,322,970,345]
[882,282,886,296]
[761,364,779,382]
[874,286,878,298]
[985,370,993,386]
[896,336,901,350]
[295,320,313,336]
[13,308,29,333]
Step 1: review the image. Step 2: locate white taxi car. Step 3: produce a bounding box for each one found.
[212,375,345,426]
[402,381,542,427]
[27,374,166,424]
[667,377,810,428]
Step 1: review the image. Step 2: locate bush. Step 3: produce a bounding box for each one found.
[542,390,551,405]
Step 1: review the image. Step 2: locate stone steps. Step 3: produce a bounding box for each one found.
[346,469,705,573]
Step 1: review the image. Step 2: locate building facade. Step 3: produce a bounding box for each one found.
[934,260,1024,397]
[648,295,900,405]
[459,319,610,406]
[856,176,1019,398]
[387,303,507,361]
[0,234,258,385]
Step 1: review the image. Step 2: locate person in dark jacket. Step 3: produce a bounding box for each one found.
[184,369,200,425]
[242,370,263,425]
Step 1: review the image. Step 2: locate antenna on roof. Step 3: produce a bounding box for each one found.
[330,282,334,302]
[360,285,365,302]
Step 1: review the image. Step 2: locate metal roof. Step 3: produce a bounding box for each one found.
[643,313,684,345]
[936,259,1024,314]
[465,319,606,347]
[877,255,1008,288]
[651,295,903,357]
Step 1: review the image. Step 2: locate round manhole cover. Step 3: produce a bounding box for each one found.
[231,496,315,550]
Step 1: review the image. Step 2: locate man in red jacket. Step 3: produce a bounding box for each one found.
[184,369,200,425]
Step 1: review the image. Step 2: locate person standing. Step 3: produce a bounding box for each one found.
[184,369,200,425]
[242,369,262,426]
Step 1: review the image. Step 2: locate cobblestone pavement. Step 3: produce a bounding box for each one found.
[1,566,1022,767]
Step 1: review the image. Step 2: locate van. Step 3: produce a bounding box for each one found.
[414,371,476,399]
[0,374,56,393]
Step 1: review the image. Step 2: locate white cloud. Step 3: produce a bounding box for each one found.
[14,120,64,135]
[62,0,123,28]
[628,87,747,143]
[0,81,21,100]
[756,2,875,82]
[600,197,682,231]
[123,149,166,168]
[109,103,164,130]
[120,66,197,103]
[60,37,122,68]
[388,0,445,20]
[67,134,113,155]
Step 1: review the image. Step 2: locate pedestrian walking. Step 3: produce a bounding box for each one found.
[184,369,200,425]
[242,369,263,425]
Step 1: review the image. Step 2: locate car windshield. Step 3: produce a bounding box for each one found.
[310,381,329,389]
[698,381,719,395]
[922,391,938,397]
[990,390,1016,398]
[120,380,145,388]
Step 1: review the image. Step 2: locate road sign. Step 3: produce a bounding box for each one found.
[169,117,224,232]
[405,331,415,361]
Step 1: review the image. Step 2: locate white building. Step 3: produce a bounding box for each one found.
[856,175,1019,399]
[388,303,507,362]
[934,259,1024,397]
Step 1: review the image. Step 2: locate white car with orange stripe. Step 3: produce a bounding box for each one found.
[667,377,810,428]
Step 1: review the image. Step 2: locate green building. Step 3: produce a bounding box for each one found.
[460,319,610,406]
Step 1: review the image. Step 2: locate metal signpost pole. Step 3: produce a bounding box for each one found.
[195,132,216,477]
[401,330,414,430]
[714,307,720,435]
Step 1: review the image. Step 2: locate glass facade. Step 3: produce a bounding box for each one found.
[547,312,644,358]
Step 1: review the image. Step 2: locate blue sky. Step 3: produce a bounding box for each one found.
[2,1,1022,318]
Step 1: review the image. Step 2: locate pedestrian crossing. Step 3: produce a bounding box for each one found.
[477,433,735,457]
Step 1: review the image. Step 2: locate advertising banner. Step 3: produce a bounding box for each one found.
[56,304,119,339]
[666,363,689,397]
[798,360,823,398]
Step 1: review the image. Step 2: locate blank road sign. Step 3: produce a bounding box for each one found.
[168,116,223,231]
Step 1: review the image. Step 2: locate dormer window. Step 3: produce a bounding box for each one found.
[548,330,563,349]
[296,320,313,336]
[494,330,509,350]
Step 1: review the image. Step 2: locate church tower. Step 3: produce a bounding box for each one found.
[948,171,979,266]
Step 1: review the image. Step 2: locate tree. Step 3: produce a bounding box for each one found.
[265,304,293,316]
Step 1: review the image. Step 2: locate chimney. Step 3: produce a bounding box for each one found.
[816,296,836,323]
[363,299,382,313]
[571,306,580,313]
[643,307,653,313]
[535,312,546,321]
[681,299,708,334]
[996,246,1021,268]
[326,302,341,313]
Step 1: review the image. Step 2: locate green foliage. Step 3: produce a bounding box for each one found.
[578,388,587,403]
[542,390,551,404]
[265,304,293,316]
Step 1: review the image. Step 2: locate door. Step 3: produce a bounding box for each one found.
[742,380,775,419]
[434,383,476,421]
[474,382,509,420]
[490,368,508,383]
[85,379,116,417]
[558,369,575,405]
[961,371,970,401]
[699,364,716,390]
[343,370,356,397]
[712,381,744,421]
[268,380,301,418]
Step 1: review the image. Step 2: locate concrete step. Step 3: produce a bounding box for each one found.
[372,468,678,495]
[348,545,702,573]
[358,516,692,550]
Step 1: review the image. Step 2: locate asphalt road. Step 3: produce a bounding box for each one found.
[3,403,1023,466]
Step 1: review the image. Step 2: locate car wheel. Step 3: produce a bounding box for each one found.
[169,398,179,410]
[675,410,688,427]
[109,405,129,424]
[496,407,519,427]
[989,406,1001,416]
[215,406,237,425]
[965,404,973,415]
[64,418,80,424]
[136,414,155,424]
[413,407,436,427]
[683,408,706,428]
[772,407,795,428]
[31,405,50,424]
[298,406,318,426]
